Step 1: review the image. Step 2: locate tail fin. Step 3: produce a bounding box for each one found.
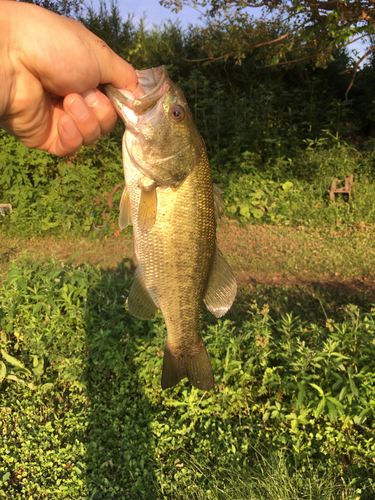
[161,342,214,390]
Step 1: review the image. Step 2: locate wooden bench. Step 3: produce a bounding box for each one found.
[328,174,353,203]
[0,204,12,216]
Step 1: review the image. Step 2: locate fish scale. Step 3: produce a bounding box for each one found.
[125,142,215,357]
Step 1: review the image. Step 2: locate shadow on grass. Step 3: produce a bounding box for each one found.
[81,261,374,499]
[3,252,375,499]
[84,259,158,499]
[229,279,374,326]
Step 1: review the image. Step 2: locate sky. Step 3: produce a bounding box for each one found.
[89,0,367,62]
[89,0,205,28]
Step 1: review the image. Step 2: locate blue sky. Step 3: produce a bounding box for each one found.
[89,0,367,62]
[89,0,204,28]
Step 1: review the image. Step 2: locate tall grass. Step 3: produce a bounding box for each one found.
[165,451,358,499]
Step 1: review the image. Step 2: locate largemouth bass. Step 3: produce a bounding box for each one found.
[105,66,236,390]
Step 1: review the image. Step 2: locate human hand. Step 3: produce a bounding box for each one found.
[0,1,137,155]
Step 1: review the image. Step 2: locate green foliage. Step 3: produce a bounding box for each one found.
[79,1,192,73]
[79,1,357,160]
[0,346,52,392]
[78,0,136,58]
[20,0,84,17]
[0,129,124,237]
[2,69,375,234]
[164,451,362,499]
[1,259,374,498]
[222,141,375,226]
[2,9,375,236]
[160,0,375,82]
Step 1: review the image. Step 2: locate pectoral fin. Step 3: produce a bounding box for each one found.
[119,186,131,230]
[127,271,158,320]
[204,245,237,318]
[138,187,157,231]
[213,184,225,221]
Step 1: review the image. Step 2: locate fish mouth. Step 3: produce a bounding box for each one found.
[104,66,169,124]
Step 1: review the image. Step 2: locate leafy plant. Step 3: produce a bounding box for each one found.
[0,347,52,392]
[1,258,374,498]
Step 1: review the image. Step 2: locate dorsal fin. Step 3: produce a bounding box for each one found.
[204,245,237,318]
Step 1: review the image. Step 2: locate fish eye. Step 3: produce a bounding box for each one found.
[170,106,185,122]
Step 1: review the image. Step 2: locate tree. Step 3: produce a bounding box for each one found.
[19,0,85,17]
[160,0,375,96]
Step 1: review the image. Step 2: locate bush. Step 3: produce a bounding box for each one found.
[221,140,375,227]
[0,129,124,237]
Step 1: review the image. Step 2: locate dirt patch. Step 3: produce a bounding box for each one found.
[217,221,375,288]
[1,222,374,292]
[234,269,375,292]
[0,232,135,277]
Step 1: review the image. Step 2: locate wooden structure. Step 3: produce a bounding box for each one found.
[0,204,12,216]
[328,174,353,203]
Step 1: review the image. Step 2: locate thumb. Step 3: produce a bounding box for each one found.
[93,38,137,91]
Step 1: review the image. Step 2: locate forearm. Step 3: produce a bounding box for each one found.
[0,2,15,120]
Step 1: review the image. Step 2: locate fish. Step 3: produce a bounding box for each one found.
[105,66,236,390]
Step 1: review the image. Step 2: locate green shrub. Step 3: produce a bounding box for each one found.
[0,129,124,237]
[1,259,374,498]
[222,141,375,227]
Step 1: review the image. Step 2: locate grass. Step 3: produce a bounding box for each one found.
[1,223,374,499]
[2,222,375,289]
[165,452,360,499]
[219,223,375,284]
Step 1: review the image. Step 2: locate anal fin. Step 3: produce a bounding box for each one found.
[204,245,237,318]
[127,271,158,320]
[138,187,157,231]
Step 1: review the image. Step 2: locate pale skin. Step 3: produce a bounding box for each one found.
[0,0,137,156]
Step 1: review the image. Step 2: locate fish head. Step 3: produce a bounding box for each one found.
[105,66,204,189]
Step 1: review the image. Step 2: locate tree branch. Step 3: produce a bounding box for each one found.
[339,33,370,50]
[183,52,234,62]
[344,45,375,99]
[252,21,309,49]
[261,51,322,68]
[182,21,308,63]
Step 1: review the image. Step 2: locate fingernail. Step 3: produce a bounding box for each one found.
[82,89,98,106]
[69,97,88,120]
[62,117,78,137]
